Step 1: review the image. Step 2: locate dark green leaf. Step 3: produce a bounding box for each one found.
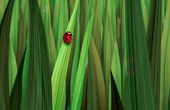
[10,49,26,110]
[21,0,52,109]
[125,0,155,109]
[0,0,15,109]
[147,0,162,107]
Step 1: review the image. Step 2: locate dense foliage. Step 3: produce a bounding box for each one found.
[0,0,170,110]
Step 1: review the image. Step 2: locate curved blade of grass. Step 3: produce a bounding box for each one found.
[71,11,94,110]
[141,0,150,30]
[110,71,124,110]
[51,0,79,109]
[0,0,15,109]
[89,38,107,110]
[9,40,17,95]
[92,0,103,59]
[110,0,122,99]
[20,0,29,28]
[38,0,56,67]
[147,0,162,107]
[53,0,69,53]
[125,0,155,109]
[0,0,8,23]
[52,0,60,41]
[118,0,127,98]
[10,49,26,110]
[70,15,80,98]
[16,8,26,67]
[21,44,29,110]
[111,42,122,97]
[160,1,170,109]
[56,0,69,52]
[10,0,19,54]
[19,1,29,107]
[87,61,97,110]
[21,0,52,109]
[102,0,115,109]
[8,0,19,95]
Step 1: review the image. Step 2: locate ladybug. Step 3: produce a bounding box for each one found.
[63,31,73,44]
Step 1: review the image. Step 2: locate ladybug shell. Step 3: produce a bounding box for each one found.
[63,32,73,44]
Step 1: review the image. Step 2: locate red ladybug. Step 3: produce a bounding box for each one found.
[63,32,73,44]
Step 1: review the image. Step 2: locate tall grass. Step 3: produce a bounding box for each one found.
[0,0,170,110]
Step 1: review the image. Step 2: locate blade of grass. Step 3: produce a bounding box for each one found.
[70,15,80,99]
[89,38,107,110]
[21,44,29,110]
[111,42,122,97]
[9,39,17,95]
[121,1,128,103]
[10,0,19,54]
[79,0,88,36]
[147,0,162,107]
[0,0,15,109]
[125,0,155,109]
[118,0,127,98]
[102,0,114,109]
[8,0,19,95]
[10,49,26,110]
[56,0,69,53]
[92,0,103,59]
[19,1,29,107]
[110,71,124,110]
[53,0,69,54]
[16,7,26,67]
[21,0,52,109]
[80,70,88,110]
[38,0,56,67]
[71,10,94,110]
[160,1,170,109]
[141,0,150,30]
[52,0,60,44]
[0,0,8,23]
[51,0,79,109]
[87,62,97,110]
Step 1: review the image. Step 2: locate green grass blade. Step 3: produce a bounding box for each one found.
[89,38,107,110]
[9,40,17,95]
[0,0,15,109]
[125,0,155,109]
[21,46,29,110]
[21,0,52,109]
[92,0,103,58]
[10,49,26,110]
[160,1,170,109]
[10,0,19,54]
[71,11,94,110]
[53,0,69,53]
[51,0,79,109]
[141,0,150,30]
[38,0,56,67]
[16,9,26,67]
[70,15,80,98]
[111,42,122,97]
[0,0,8,23]
[110,72,124,110]
[102,0,115,109]
[87,62,97,110]
[147,0,162,108]
[56,0,68,53]
[8,0,19,95]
